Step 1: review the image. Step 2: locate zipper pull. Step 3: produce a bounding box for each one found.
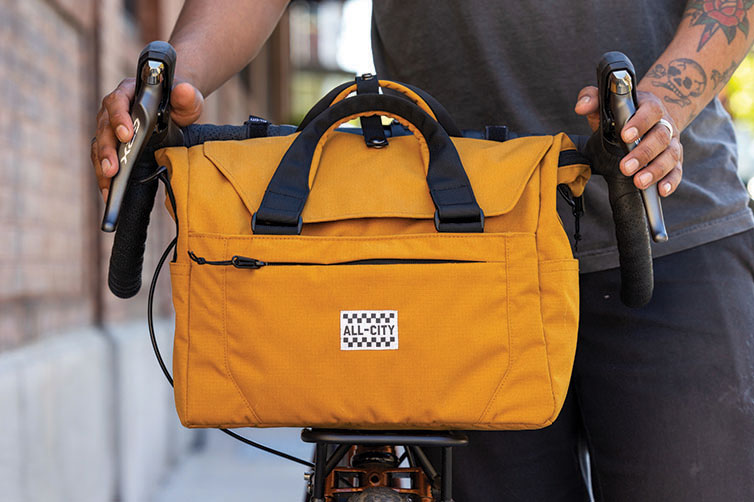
[557,185,585,252]
[188,251,206,264]
[231,256,266,269]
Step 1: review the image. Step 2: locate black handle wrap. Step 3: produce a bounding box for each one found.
[183,123,261,145]
[584,133,653,307]
[107,151,160,298]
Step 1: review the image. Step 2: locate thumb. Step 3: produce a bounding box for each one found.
[170,81,204,126]
[574,85,599,132]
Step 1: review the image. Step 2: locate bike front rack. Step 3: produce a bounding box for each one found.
[302,429,468,502]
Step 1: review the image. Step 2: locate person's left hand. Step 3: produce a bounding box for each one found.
[574,86,683,197]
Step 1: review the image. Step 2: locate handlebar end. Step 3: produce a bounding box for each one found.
[653,230,669,243]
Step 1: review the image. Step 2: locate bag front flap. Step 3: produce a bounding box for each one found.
[198,132,555,224]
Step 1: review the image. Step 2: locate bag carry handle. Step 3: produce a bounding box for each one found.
[296,77,464,137]
[252,93,484,235]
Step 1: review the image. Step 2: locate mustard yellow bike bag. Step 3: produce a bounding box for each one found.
[155,82,589,430]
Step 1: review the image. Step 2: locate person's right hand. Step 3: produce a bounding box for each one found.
[92,79,204,201]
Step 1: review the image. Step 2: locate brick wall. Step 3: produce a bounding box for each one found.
[0,2,293,500]
[0,0,96,351]
[0,0,291,350]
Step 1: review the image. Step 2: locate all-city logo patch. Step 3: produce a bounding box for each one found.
[340,310,398,351]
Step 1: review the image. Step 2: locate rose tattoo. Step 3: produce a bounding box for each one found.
[685,0,754,51]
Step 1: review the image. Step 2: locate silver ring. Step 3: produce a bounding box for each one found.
[657,118,674,138]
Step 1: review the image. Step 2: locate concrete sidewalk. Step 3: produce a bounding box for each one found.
[152,428,314,502]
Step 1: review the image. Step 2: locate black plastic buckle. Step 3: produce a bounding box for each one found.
[251,213,303,235]
[434,209,485,233]
[484,125,510,143]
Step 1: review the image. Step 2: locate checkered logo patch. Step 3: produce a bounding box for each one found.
[340,310,398,351]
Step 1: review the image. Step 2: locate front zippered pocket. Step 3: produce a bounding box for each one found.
[176,232,569,428]
[188,251,481,269]
[195,251,518,427]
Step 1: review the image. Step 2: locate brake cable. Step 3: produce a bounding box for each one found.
[145,170,314,469]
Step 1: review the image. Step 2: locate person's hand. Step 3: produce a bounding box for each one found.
[91,79,204,201]
[574,86,683,197]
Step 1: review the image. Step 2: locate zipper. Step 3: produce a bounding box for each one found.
[188,251,480,270]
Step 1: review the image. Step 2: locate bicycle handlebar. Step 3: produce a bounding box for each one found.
[107,149,161,298]
[583,134,654,307]
[103,43,660,307]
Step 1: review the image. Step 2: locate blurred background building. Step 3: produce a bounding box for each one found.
[0,1,372,501]
[0,1,752,501]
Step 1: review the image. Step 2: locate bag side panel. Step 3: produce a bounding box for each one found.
[475,234,556,428]
[184,236,261,427]
[535,133,582,419]
[169,261,190,423]
[538,258,579,423]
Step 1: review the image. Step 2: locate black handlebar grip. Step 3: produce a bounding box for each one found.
[107,153,160,298]
[607,177,654,307]
[585,134,653,307]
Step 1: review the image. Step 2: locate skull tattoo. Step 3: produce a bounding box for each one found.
[649,58,707,107]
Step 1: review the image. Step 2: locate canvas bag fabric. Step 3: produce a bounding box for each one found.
[155,82,590,430]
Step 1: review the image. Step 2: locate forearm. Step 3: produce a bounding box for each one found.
[169,0,290,95]
[638,0,754,132]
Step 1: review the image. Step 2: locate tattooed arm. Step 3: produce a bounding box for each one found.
[576,0,754,196]
[646,0,754,130]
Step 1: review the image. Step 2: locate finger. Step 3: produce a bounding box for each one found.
[574,86,598,114]
[657,161,683,197]
[620,121,675,176]
[574,86,599,132]
[621,92,665,143]
[96,109,120,179]
[90,136,99,171]
[103,78,136,143]
[170,82,204,126]
[91,138,111,201]
[632,138,682,190]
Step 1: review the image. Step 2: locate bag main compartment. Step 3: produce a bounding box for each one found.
[156,130,587,430]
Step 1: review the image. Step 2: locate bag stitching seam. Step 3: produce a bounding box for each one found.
[537,149,559,421]
[222,238,263,424]
[477,236,514,424]
[185,259,192,423]
[187,232,522,242]
[184,156,192,424]
[537,256,560,424]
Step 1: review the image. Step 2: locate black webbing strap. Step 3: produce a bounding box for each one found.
[253,94,484,235]
[558,149,591,167]
[356,74,388,148]
[245,115,270,137]
[484,125,510,142]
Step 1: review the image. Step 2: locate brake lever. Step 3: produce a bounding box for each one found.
[101,41,177,232]
[598,51,668,243]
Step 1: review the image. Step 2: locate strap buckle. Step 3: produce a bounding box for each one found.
[434,209,485,233]
[251,213,303,235]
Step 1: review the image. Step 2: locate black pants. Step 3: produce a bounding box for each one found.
[452,229,754,501]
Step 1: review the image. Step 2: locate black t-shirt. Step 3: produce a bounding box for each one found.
[372,0,753,272]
